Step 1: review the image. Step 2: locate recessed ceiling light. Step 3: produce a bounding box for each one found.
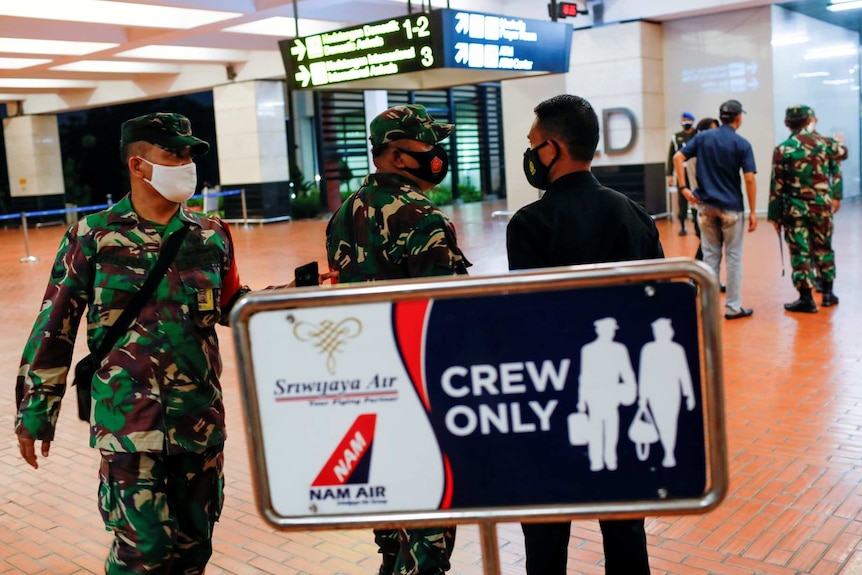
[0,78,98,89]
[51,60,182,74]
[0,57,52,69]
[223,17,344,37]
[804,44,858,60]
[0,1,241,29]
[116,46,250,62]
[827,0,862,11]
[0,37,117,56]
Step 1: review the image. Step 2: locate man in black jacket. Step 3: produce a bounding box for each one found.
[507,94,663,575]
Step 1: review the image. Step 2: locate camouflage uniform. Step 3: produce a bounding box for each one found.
[326,104,464,575]
[326,172,470,282]
[15,113,249,574]
[768,105,840,304]
[666,118,696,232]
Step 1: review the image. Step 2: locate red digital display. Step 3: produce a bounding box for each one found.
[558,2,578,17]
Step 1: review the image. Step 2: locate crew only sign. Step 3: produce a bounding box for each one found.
[242,281,707,519]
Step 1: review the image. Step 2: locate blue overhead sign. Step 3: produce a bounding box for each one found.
[436,10,572,73]
[279,9,573,90]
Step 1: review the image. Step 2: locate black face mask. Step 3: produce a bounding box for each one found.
[523,140,558,190]
[681,122,693,130]
[398,145,449,185]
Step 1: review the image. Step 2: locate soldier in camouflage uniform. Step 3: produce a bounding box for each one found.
[326,104,467,574]
[807,107,845,292]
[666,112,697,235]
[768,105,841,312]
[15,113,251,574]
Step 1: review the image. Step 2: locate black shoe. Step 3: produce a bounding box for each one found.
[784,298,818,313]
[822,292,839,307]
[720,283,726,293]
[725,308,754,319]
[678,228,688,236]
[814,278,823,293]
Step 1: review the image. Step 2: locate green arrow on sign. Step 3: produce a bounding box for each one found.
[291,39,307,61]
[295,65,311,87]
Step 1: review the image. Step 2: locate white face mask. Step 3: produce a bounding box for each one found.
[139,157,197,203]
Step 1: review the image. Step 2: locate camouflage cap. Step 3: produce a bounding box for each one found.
[785,105,811,122]
[120,112,209,156]
[369,104,453,147]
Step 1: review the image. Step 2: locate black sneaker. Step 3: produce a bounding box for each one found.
[784,298,818,313]
[725,308,754,319]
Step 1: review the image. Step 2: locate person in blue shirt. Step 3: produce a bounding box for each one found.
[673,99,757,320]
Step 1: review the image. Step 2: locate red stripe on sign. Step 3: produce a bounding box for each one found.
[394,300,431,411]
[440,454,454,509]
[311,414,377,486]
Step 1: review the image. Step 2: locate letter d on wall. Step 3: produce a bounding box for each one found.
[602,107,638,155]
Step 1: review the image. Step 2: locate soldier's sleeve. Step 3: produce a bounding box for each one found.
[16,226,91,441]
[767,146,784,223]
[829,141,843,200]
[402,210,469,277]
[217,220,251,324]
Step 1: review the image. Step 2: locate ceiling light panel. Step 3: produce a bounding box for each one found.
[0,78,98,89]
[51,60,181,73]
[223,17,344,37]
[0,1,241,30]
[0,57,52,69]
[116,46,249,62]
[0,37,118,55]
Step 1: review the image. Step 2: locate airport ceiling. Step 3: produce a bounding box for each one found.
[0,0,856,115]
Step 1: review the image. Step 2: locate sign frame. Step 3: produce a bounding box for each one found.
[231,258,728,532]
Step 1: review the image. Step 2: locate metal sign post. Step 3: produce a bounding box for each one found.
[231,258,727,574]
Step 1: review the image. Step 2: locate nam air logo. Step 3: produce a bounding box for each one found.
[310,413,387,505]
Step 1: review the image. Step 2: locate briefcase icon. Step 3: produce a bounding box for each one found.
[567,412,590,446]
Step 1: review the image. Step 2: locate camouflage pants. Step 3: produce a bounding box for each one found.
[98,447,224,575]
[374,527,456,575]
[784,214,835,290]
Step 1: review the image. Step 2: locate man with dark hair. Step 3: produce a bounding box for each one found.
[667,111,697,235]
[673,99,757,320]
[508,94,662,575]
[15,113,251,574]
[768,105,841,312]
[326,103,469,575]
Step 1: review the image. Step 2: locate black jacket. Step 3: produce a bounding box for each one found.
[506,171,664,270]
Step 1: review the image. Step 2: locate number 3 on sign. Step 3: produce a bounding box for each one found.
[420,46,434,67]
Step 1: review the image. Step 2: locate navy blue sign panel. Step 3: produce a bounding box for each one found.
[435,9,572,73]
[421,282,704,508]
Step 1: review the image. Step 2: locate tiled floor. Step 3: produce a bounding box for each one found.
[1,197,861,575]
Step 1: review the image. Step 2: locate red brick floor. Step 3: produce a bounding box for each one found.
[1,197,861,575]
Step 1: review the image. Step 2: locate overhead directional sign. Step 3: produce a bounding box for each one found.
[279,9,573,90]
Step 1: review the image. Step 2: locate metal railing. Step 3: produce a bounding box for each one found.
[2,188,246,263]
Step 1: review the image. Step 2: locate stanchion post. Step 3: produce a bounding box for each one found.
[107,194,114,208]
[240,188,249,229]
[479,521,501,575]
[19,212,38,263]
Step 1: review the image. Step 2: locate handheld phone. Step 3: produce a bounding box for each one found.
[294,261,319,287]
